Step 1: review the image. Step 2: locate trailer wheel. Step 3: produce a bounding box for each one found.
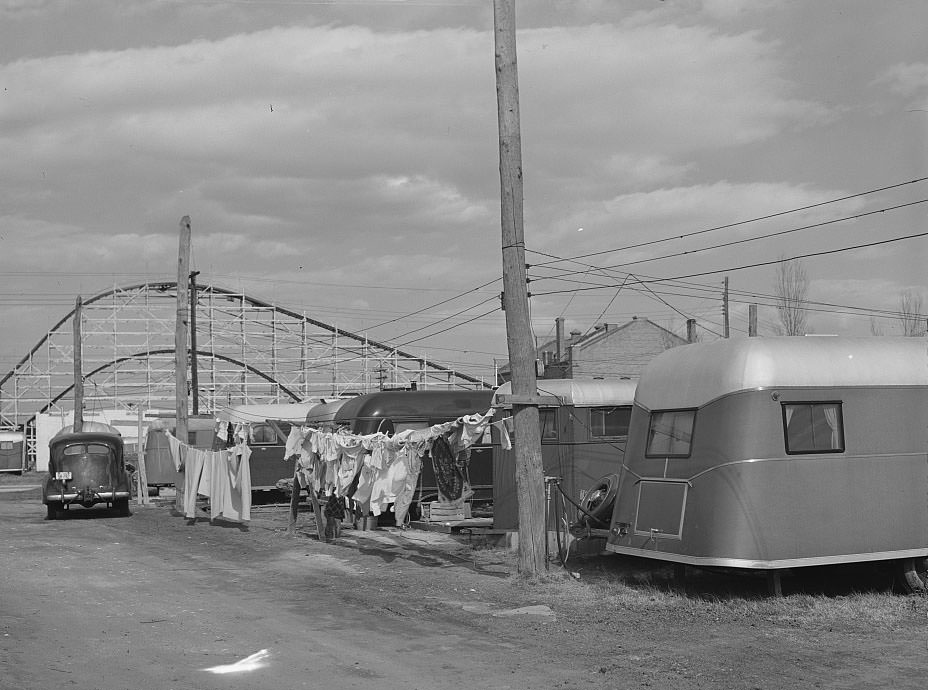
[578,474,619,527]
[897,558,928,594]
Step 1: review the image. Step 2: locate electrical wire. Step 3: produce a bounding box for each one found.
[528,175,928,269]
[530,229,928,298]
[532,198,928,282]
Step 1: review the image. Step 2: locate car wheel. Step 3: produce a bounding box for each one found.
[45,502,62,520]
[113,498,131,518]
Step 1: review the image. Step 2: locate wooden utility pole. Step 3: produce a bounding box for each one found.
[136,406,150,506]
[722,277,730,338]
[189,270,200,415]
[73,295,83,433]
[748,303,758,337]
[494,0,547,577]
[176,217,191,446]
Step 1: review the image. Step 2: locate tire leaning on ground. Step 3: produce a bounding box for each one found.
[898,557,928,594]
[578,473,619,527]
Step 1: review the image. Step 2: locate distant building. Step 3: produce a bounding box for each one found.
[498,316,688,382]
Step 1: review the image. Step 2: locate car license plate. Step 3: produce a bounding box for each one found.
[55,471,72,480]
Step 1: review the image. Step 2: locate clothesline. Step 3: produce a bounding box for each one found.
[283,409,496,524]
[158,429,253,524]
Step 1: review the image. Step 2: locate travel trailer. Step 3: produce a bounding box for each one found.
[322,389,495,514]
[0,430,24,472]
[214,403,321,489]
[491,378,637,530]
[605,337,928,591]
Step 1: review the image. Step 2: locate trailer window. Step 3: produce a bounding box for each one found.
[539,408,558,442]
[783,402,844,454]
[250,423,278,445]
[590,406,631,438]
[645,409,695,458]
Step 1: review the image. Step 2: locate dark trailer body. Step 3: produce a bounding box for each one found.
[606,336,928,588]
[215,403,321,490]
[324,389,495,510]
[492,378,636,530]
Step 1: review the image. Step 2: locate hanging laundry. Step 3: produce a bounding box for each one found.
[207,446,252,523]
[429,435,466,503]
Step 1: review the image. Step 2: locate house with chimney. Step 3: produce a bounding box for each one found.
[498,316,689,383]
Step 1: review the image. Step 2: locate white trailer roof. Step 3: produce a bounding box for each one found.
[215,403,321,424]
[636,336,928,410]
[493,378,638,408]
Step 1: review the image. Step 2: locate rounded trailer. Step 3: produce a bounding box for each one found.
[605,336,928,591]
[492,378,637,531]
[215,403,322,490]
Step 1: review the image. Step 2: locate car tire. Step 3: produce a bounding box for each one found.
[897,557,928,594]
[578,474,619,527]
[45,502,62,520]
[114,498,131,518]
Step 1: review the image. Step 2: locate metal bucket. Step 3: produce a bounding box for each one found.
[358,515,378,531]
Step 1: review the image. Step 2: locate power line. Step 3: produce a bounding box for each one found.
[530,229,928,298]
[387,294,500,341]
[394,307,501,348]
[528,175,928,269]
[531,197,928,281]
[361,277,500,331]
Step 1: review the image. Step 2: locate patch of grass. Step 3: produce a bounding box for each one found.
[476,550,928,633]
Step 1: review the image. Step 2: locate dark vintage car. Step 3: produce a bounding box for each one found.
[43,425,132,519]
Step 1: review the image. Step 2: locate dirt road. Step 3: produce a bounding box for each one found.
[2,484,928,690]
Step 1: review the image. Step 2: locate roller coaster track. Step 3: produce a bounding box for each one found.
[0,281,492,432]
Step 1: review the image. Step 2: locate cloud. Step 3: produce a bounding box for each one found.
[876,62,928,96]
[531,181,866,259]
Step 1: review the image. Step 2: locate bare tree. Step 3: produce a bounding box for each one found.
[869,317,885,336]
[774,258,808,336]
[899,289,926,336]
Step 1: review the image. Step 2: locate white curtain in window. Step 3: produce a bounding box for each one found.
[822,404,839,449]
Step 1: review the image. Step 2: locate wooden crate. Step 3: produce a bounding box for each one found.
[421,501,471,523]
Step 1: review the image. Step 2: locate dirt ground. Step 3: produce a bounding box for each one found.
[2,473,928,689]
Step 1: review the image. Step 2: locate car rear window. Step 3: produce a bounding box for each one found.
[63,443,112,456]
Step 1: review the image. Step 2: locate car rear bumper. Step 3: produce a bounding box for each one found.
[44,490,131,503]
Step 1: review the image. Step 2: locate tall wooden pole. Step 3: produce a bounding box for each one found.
[722,277,730,338]
[73,295,83,433]
[176,217,191,445]
[494,0,546,577]
[189,270,200,416]
[748,303,758,337]
[136,405,150,506]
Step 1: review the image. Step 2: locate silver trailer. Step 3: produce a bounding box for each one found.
[605,336,928,591]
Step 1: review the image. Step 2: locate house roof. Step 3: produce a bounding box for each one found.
[499,317,687,375]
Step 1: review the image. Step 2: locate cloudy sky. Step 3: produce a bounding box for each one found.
[1,0,927,381]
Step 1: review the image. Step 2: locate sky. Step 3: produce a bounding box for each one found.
[1,0,927,383]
